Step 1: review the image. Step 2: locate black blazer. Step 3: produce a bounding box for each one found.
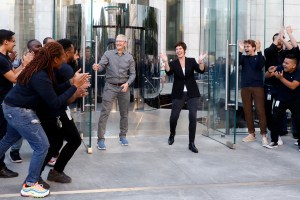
[166,57,205,99]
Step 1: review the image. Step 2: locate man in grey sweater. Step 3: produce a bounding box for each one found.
[93,34,136,150]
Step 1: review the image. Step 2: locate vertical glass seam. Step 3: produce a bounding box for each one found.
[52,0,56,38]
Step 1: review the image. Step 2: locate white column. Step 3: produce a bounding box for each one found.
[35,0,54,42]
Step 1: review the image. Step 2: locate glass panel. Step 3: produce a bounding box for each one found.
[166,0,182,52]
[199,0,239,148]
[57,2,160,151]
[0,0,36,59]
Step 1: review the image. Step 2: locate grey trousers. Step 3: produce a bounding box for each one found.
[97,83,130,140]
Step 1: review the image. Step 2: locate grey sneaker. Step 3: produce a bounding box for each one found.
[119,137,129,146]
[97,139,106,150]
[47,169,72,183]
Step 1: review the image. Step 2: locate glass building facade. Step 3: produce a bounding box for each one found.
[1,0,298,148]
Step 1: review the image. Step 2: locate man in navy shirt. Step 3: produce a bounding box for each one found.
[265,54,300,150]
[0,29,31,178]
[38,39,88,186]
[239,39,268,146]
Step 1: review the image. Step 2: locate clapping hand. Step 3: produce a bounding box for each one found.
[72,69,91,88]
[279,27,285,42]
[22,51,34,67]
[268,66,277,73]
[198,52,207,63]
[286,26,293,35]
[9,51,17,62]
[274,70,284,80]
[159,53,168,63]
[238,40,244,52]
[255,40,261,52]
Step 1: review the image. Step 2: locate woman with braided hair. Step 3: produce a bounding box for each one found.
[0,42,88,198]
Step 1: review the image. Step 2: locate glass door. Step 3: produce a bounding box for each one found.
[200,0,240,148]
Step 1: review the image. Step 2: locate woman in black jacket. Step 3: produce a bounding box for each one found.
[160,41,206,153]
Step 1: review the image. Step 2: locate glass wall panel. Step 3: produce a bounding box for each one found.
[199,0,248,148]
[0,0,35,59]
[166,0,182,53]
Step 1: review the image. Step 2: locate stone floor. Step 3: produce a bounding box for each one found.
[1,110,300,200]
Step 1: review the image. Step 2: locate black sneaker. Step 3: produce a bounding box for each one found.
[0,166,18,178]
[293,133,298,139]
[38,177,50,189]
[47,169,72,183]
[9,151,22,163]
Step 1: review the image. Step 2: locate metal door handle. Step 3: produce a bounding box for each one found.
[235,40,239,110]
[82,35,86,112]
[225,40,229,110]
[94,35,98,110]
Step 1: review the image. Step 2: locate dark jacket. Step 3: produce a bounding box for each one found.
[239,52,265,88]
[166,57,204,99]
[264,44,298,86]
[4,69,76,110]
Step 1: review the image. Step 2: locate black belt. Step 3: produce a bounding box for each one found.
[109,82,125,86]
[264,84,280,89]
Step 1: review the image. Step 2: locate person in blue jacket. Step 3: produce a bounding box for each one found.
[0,42,87,198]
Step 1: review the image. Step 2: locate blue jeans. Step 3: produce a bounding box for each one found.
[0,103,49,184]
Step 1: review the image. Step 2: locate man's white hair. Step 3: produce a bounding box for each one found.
[116,34,127,42]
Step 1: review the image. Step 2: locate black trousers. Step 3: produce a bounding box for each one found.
[264,85,291,134]
[170,92,199,143]
[40,111,81,174]
[271,100,300,144]
[0,102,7,168]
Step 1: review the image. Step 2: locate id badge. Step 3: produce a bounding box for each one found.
[56,116,62,128]
[267,89,272,101]
[66,106,72,120]
[274,100,280,107]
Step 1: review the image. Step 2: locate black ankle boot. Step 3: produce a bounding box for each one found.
[189,143,198,153]
[168,134,175,145]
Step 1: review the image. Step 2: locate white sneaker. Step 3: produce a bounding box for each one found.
[278,136,283,146]
[294,141,298,146]
[262,137,268,147]
[265,142,278,149]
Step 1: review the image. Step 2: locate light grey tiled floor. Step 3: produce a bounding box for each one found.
[1,110,300,200]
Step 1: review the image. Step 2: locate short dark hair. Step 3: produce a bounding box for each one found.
[244,39,256,48]
[285,54,298,64]
[272,33,279,41]
[43,37,53,45]
[0,29,15,45]
[57,38,73,52]
[174,41,187,51]
[27,39,40,50]
[272,33,285,41]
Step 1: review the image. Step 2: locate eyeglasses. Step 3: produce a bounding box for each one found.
[115,40,126,43]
